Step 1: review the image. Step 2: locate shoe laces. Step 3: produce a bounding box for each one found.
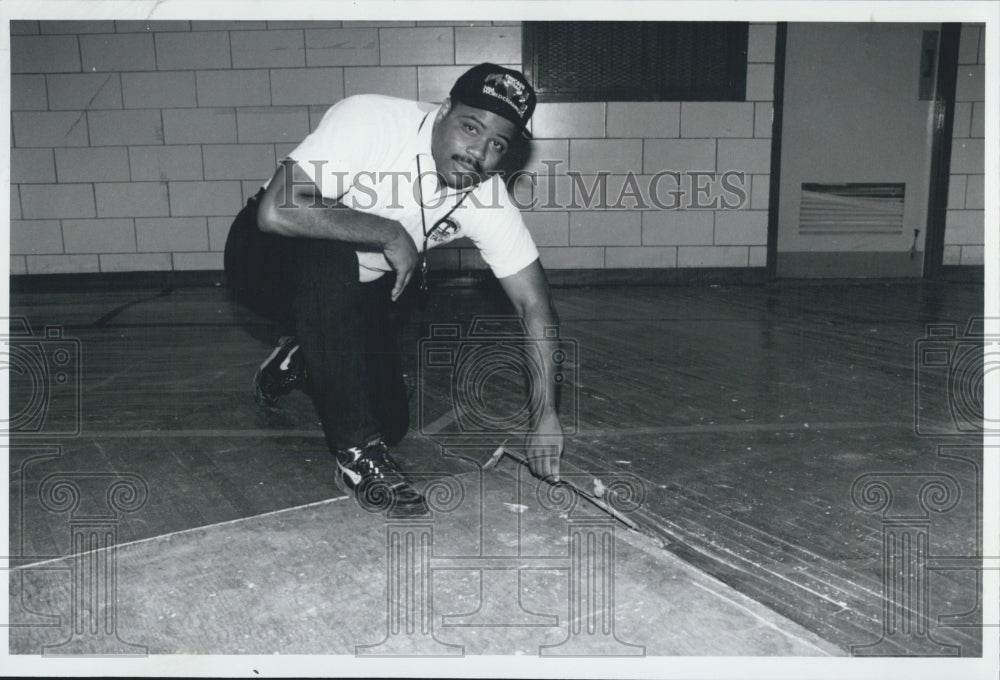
[357,440,404,485]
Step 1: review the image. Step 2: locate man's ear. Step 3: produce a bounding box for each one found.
[435,97,453,124]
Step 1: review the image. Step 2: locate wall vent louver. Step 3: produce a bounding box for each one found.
[798,183,905,235]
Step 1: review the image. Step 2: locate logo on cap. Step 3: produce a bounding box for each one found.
[483,73,530,118]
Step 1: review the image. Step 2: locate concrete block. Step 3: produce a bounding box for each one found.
[530,174,574,212]
[942,244,962,265]
[196,70,271,107]
[746,63,775,102]
[271,68,345,105]
[11,220,63,255]
[40,21,115,34]
[343,67,418,100]
[12,186,22,220]
[88,110,164,146]
[62,219,136,253]
[750,174,770,210]
[94,182,170,218]
[122,71,197,108]
[681,103,754,138]
[11,149,56,184]
[208,216,233,250]
[305,28,379,67]
[47,73,122,110]
[11,257,28,275]
[308,106,329,133]
[242,181,267,204]
[203,144,276,180]
[11,35,81,73]
[12,111,89,148]
[11,21,39,35]
[12,75,48,110]
[960,245,984,265]
[231,29,305,68]
[173,252,224,270]
[643,139,716,174]
[955,65,984,102]
[380,27,454,65]
[236,107,311,144]
[168,181,244,216]
[748,246,768,267]
[20,184,95,219]
[754,103,773,138]
[958,24,982,65]
[417,66,467,103]
[714,210,768,246]
[531,103,605,139]
[80,33,157,71]
[455,26,521,64]
[944,209,984,245]
[162,108,237,144]
[970,102,984,138]
[748,23,777,63]
[55,147,131,183]
[523,211,569,246]
[190,21,267,31]
[606,102,680,138]
[100,253,172,272]
[130,145,204,181]
[569,211,641,246]
[718,139,772,174]
[965,174,984,210]
[677,245,748,268]
[569,139,642,175]
[642,210,714,246]
[950,139,984,174]
[136,217,209,252]
[27,254,100,274]
[948,175,968,209]
[115,20,191,32]
[519,139,569,177]
[155,32,231,70]
[605,246,677,268]
[537,246,604,269]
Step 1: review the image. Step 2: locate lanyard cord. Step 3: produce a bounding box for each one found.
[415,154,470,291]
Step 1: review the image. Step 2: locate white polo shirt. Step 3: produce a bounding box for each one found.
[284,94,539,283]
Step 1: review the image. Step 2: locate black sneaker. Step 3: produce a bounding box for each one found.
[335,439,430,518]
[253,336,306,407]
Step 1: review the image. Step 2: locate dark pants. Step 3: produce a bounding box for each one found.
[224,191,409,451]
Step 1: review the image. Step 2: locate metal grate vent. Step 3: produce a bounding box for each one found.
[524,22,748,102]
[798,183,906,235]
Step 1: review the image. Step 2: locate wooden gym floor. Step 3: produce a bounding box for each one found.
[7,277,985,658]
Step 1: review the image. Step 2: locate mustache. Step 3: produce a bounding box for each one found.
[452,155,483,174]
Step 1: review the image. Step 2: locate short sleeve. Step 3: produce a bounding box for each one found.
[285,96,391,200]
[461,177,539,279]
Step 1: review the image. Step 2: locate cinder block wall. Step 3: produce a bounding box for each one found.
[11,21,979,277]
[9,19,778,276]
[943,23,985,267]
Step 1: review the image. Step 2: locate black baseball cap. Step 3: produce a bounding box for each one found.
[449,63,537,136]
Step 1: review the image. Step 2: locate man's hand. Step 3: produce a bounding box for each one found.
[383,230,419,301]
[525,410,563,481]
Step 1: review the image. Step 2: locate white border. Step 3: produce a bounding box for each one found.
[2,2,997,678]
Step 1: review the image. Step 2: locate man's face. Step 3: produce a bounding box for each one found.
[431,99,519,190]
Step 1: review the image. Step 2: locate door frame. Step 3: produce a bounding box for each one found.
[765,22,961,281]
